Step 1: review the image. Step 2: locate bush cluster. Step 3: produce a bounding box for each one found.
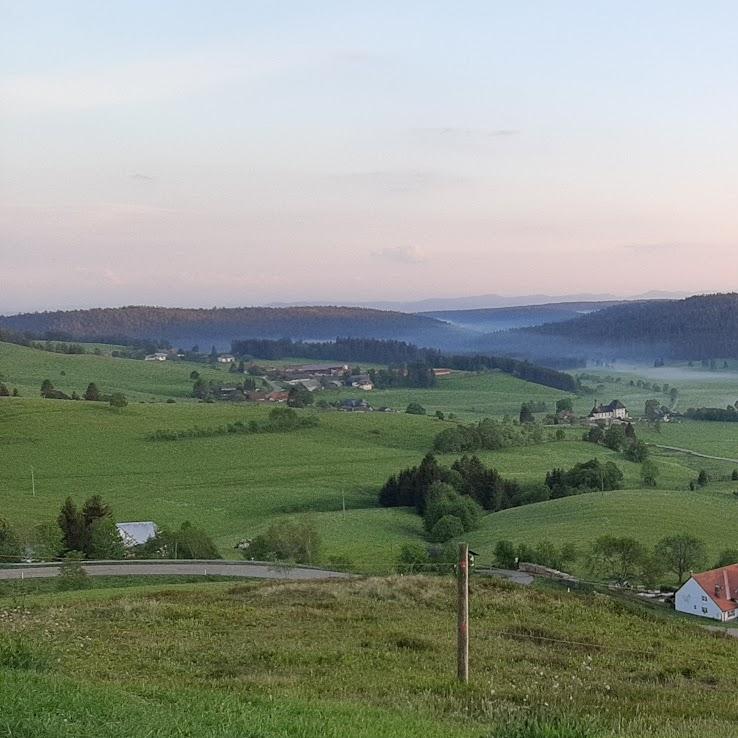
[148,407,318,441]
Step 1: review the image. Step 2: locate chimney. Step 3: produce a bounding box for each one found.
[723,569,731,600]
[715,583,722,597]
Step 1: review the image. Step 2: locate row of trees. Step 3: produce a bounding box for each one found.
[586,533,710,586]
[369,363,437,389]
[492,532,718,587]
[40,380,127,408]
[685,405,738,422]
[148,406,319,441]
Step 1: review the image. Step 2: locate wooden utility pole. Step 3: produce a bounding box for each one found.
[30,466,36,497]
[457,542,469,683]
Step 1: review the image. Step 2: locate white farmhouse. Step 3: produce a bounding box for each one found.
[675,564,738,622]
[144,352,168,362]
[588,400,628,422]
[218,354,235,364]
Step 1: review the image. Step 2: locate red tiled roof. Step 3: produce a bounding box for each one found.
[692,565,738,612]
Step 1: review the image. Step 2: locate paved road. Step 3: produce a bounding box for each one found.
[0,561,350,581]
[652,444,738,465]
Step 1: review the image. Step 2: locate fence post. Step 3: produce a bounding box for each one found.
[457,542,469,683]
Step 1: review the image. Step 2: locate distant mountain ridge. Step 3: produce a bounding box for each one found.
[269,290,690,313]
[420,300,625,333]
[0,305,472,350]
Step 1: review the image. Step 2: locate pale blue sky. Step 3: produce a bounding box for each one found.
[2,2,738,312]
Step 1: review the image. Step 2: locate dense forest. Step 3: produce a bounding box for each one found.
[231,337,427,364]
[0,305,469,349]
[525,294,738,359]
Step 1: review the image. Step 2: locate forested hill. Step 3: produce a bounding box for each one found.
[526,293,738,358]
[0,305,471,350]
[421,300,622,333]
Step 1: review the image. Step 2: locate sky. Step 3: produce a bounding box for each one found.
[2,1,738,313]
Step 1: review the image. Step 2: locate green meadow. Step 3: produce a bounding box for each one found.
[0,341,232,401]
[334,371,570,420]
[2,576,738,738]
[3,341,738,573]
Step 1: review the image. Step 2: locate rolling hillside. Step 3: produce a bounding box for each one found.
[0,305,472,351]
[4,340,738,575]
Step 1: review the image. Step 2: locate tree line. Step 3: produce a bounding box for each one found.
[147,406,319,441]
[39,380,127,408]
[684,405,738,422]
[232,336,579,393]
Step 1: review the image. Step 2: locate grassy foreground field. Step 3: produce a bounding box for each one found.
[1,576,738,737]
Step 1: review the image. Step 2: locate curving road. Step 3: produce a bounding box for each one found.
[652,444,738,465]
[0,560,350,581]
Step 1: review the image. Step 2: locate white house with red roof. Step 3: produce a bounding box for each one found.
[675,564,738,621]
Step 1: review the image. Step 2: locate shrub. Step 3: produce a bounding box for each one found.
[109,392,128,410]
[641,459,659,487]
[423,482,481,534]
[0,518,21,563]
[429,515,464,543]
[405,402,426,415]
[603,424,627,451]
[395,543,429,574]
[243,519,320,564]
[624,439,649,463]
[142,522,221,560]
[56,551,90,591]
[494,539,517,569]
[715,548,738,568]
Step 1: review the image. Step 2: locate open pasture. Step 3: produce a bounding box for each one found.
[1,576,738,737]
[0,341,231,401]
[334,370,569,420]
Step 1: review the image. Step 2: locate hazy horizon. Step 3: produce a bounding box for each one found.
[0,288,701,317]
[3,2,738,313]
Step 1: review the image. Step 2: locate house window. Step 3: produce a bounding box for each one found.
[701,595,708,601]
[702,607,708,614]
